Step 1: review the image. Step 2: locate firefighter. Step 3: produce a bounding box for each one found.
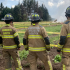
[0,14,23,70]
[23,14,53,70]
[57,6,70,70]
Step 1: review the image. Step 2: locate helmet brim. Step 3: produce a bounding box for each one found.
[1,18,5,21]
[1,18,13,21]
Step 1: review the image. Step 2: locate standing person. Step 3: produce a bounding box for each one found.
[23,14,53,70]
[0,14,23,70]
[57,6,70,70]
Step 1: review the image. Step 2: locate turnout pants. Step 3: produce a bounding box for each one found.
[62,53,70,70]
[27,51,53,70]
[3,49,22,70]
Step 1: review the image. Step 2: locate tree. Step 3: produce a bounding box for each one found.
[0,3,4,20]
[0,0,51,21]
[13,6,22,21]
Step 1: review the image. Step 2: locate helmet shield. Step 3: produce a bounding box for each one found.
[1,14,14,21]
[66,6,70,14]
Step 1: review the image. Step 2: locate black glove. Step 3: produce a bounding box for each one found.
[57,49,61,52]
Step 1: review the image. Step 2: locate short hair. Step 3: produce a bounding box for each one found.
[5,19,13,24]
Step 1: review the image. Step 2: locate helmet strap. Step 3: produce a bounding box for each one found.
[32,23,35,26]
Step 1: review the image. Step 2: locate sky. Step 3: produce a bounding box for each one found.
[0,0,70,22]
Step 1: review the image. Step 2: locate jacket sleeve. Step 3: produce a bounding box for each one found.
[13,28,21,47]
[23,29,28,49]
[57,24,67,52]
[41,27,50,49]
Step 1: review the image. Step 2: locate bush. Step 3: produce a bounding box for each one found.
[19,50,29,60]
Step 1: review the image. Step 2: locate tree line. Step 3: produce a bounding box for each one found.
[0,0,51,22]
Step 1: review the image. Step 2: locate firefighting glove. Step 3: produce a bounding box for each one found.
[46,45,50,51]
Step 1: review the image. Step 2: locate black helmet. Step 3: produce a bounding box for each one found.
[1,13,14,21]
[31,14,41,23]
[65,6,70,17]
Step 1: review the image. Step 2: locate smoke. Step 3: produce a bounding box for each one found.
[55,0,70,22]
[36,0,70,22]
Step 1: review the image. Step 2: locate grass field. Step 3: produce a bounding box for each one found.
[0,21,62,59]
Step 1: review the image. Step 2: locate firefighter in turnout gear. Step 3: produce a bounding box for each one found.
[57,6,70,70]
[23,14,53,70]
[0,14,23,70]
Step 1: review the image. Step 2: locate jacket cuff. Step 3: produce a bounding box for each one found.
[18,44,21,47]
[24,45,28,48]
[57,44,63,48]
[46,45,50,48]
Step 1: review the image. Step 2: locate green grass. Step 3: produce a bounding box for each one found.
[45,25,62,32]
[18,33,24,43]
[49,35,59,44]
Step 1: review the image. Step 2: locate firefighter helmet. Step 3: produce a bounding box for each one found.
[65,6,70,17]
[31,14,41,23]
[1,13,14,21]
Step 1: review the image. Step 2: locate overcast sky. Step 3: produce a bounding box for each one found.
[0,0,70,22]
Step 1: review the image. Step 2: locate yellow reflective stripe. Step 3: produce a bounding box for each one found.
[67,33,70,37]
[63,64,66,70]
[28,35,43,39]
[48,61,53,70]
[24,45,28,48]
[5,68,12,70]
[6,24,10,26]
[16,68,21,70]
[2,35,14,38]
[3,45,17,49]
[29,47,46,51]
[57,44,63,48]
[16,58,22,70]
[62,48,70,52]
[14,32,18,37]
[2,29,12,31]
[33,24,35,26]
